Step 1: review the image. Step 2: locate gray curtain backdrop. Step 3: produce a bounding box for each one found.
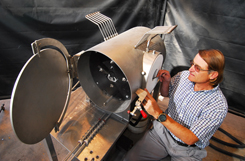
[163,0,245,113]
[0,0,163,98]
[0,0,244,113]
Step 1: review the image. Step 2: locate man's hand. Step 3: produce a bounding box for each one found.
[157,70,171,97]
[142,89,199,145]
[157,70,171,83]
[142,89,162,119]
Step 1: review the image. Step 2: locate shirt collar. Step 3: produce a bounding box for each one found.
[190,82,219,93]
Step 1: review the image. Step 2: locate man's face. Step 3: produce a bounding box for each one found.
[188,53,211,84]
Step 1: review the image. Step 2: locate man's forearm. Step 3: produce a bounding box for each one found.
[160,82,169,97]
[148,101,199,145]
[162,115,199,145]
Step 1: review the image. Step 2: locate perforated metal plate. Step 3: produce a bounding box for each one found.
[10,48,71,144]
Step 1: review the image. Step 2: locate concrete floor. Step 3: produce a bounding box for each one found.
[0,99,68,161]
[0,96,245,161]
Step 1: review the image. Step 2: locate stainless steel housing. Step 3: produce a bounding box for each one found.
[78,26,166,113]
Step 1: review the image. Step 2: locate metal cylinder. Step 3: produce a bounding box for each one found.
[77,26,165,113]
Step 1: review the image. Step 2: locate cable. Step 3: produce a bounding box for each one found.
[211,136,245,148]
[211,127,245,148]
[209,144,245,160]
[228,108,245,119]
[217,128,244,145]
[209,127,245,160]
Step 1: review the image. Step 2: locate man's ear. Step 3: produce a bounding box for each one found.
[209,71,218,80]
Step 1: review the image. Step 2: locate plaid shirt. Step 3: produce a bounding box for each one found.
[166,70,228,148]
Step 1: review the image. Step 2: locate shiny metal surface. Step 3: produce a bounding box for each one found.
[142,50,164,93]
[31,38,74,130]
[78,26,166,114]
[135,25,177,49]
[85,12,118,41]
[51,87,128,160]
[10,48,71,144]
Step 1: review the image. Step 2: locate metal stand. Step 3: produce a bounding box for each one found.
[45,134,58,161]
[64,113,111,161]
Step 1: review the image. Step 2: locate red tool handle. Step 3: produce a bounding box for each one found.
[140,109,147,118]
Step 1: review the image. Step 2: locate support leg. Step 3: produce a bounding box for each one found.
[45,134,58,161]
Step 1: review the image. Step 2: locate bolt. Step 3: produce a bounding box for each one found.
[152,50,156,54]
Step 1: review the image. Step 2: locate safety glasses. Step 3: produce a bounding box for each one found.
[190,60,212,72]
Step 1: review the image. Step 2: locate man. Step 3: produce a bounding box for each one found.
[124,49,228,161]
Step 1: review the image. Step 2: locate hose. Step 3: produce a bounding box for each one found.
[228,108,245,119]
[211,136,245,148]
[209,143,245,160]
[209,127,245,160]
